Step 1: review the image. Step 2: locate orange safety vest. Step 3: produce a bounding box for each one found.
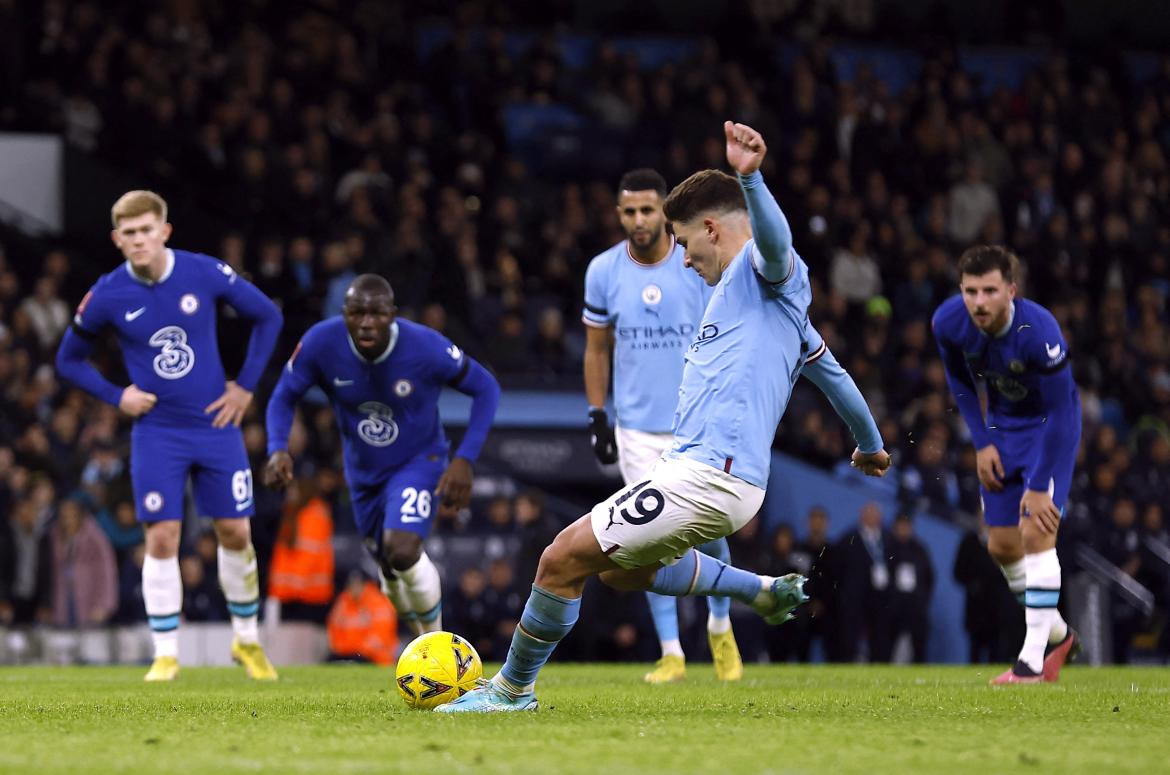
[268,497,335,605]
[327,581,398,665]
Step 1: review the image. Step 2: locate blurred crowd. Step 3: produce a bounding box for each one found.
[1,0,1169,662]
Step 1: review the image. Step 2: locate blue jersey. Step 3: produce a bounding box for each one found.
[668,238,813,488]
[267,317,497,489]
[58,249,282,428]
[932,295,1081,493]
[583,238,711,432]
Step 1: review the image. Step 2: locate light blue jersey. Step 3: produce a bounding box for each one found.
[583,238,711,432]
[667,171,822,488]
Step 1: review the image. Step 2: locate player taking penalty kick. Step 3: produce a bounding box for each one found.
[56,191,283,681]
[932,246,1080,684]
[583,168,741,683]
[438,122,890,713]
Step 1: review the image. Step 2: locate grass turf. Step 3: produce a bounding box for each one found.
[1,663,1167,774]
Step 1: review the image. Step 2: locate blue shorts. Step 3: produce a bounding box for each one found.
[980,427,1077,528]
[130,424,253,522]
[350,453,447,545]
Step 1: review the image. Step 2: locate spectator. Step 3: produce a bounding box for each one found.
[953,521,1024,663]
[48,497,117,629]
[887,513,934,663]
[327,571,398,665]
[0,498,52,628]
[835,502,894,662]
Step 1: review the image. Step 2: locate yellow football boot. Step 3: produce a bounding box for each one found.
[708,629,744,681]
[643,654,686,683]
[231,638,278,681]
[144,656,179,682]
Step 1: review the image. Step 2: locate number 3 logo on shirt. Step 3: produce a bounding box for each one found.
[149,325,195,379]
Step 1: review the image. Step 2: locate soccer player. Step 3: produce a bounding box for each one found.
[56,190,283,681]
[584,168,742,684]
[439,122,890,712]
[263,274,500,637]
[932,246,1081,684]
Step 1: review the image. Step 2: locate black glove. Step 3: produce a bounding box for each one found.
[588,408,619,464]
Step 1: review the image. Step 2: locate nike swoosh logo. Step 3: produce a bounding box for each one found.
[333,378,354,387]
[124,307,146,321]
[1045,343,1061,359]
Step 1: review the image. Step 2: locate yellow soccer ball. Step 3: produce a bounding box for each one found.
[395,631,483,710]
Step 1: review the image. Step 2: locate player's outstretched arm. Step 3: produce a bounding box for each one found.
[725,121,793,283]
[800,344,890,477]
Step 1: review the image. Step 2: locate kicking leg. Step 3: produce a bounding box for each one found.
[437,515,618,713]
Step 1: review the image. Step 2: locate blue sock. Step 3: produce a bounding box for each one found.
[645,592,680,642]
[649,548,762,604]
[698,538,732,620]
[499,585,580,690]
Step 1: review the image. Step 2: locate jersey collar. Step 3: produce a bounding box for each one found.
[123,248,175,285]
[347,320,399,364]
[625,236,676,268]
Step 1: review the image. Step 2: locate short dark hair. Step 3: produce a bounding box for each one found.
[662,170,746,223]
[347,273,394,301]
[617,168,668,198]
[957,245,1018,283]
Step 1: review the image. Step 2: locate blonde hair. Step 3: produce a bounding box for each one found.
[110,190,168,227]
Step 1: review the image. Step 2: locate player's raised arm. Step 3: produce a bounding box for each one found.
[799,342,890,476]
[725,121,793,283]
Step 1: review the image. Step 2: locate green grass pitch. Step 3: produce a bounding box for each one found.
[1,663,1167,774]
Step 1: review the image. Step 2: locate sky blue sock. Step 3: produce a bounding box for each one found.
[499,585,580,690]
[649,549,761,605]
[698,538,732,619]
[645,592,680,642]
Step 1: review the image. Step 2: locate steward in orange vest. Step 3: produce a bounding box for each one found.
[268,482,335,607]
[328,572,398,665]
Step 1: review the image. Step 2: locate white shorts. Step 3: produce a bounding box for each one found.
[615,425,673,484]
[590,455,765,570]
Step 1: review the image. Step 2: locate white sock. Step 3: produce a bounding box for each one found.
[143,554,182,659]
[399,553,442,633]
[751,576,773,609]
[379,568,424,636]
[660,639,684,658]
[999,558,1026,605]
[219,545,260,644]
[707,614,732,635]
[1019,549,1062,672]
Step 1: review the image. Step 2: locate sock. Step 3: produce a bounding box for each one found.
[698,538,733,627]
[648,549,762,605]
[399,553,442,633]
[1019,548,1062,672]
[379,568,423,636]
[707,613,731,635]
[999,558,1026,606]
[645,592,683,656]
[143,554,182,659]
[218,545,260,644]
[498,585,580,693]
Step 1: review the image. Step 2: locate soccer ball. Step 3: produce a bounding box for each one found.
[395,631,483,710]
